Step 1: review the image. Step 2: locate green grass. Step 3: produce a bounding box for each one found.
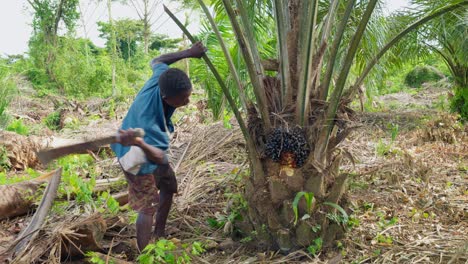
[6,118,30,135]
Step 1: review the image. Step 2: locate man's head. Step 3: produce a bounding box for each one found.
[159,68,192,108]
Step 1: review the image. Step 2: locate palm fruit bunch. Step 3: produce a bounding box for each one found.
[264,127,310,168]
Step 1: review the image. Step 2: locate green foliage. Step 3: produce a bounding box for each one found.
[375,233,393,245]
[190,242,205,256]
[324,202,349,226]
[390,123,399,142]
[307,238,323,256]
[0,60,16,128]
[44,111,61,130]
[292,191,315,225]
[138,239,204,264]
[0,168,41,185]
[0,147,10,171]
[6,119,30,135]
[55,154,96,204]
[98,19,144,61]
[85,252,106,264]
[97,191,120,215]
[150,34,182,52]
[404,65,444,88]
[450,87,468,122]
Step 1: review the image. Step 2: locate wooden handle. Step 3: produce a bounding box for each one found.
[37,128,146,165]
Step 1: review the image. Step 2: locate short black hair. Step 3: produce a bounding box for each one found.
[159,68,192,98]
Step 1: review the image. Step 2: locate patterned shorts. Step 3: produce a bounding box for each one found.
[123,169,177,215]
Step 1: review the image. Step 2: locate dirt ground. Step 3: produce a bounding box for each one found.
[0,85,466,263]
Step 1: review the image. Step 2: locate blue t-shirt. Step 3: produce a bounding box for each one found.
[111,63,175,175]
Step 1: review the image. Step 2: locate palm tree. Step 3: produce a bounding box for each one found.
[390,0,467,119]
[166,0,467,251]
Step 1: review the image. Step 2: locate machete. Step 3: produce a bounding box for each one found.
[37,128,145,165]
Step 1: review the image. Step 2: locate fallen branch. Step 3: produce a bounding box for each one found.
[13,168,62,255]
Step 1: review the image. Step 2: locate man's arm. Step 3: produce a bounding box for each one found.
[133,138,168,165]
[118,130,168,165]
[151,41,207,67]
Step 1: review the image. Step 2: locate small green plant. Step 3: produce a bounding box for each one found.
[362,202,374,211]
[97,191,120,215]
[377,215,398,229]
[240,236,253,243]
[44,111,61,130]
[307,238,323,256]
[375,233,393,245]
[389,123,399,142]
[6,118,29,135]
[206,217,225,229]
[138,239,195,264]
[128,210,138,224]
[376,139,392,157]
[222,109,232,129]
[56,154,96,203]
[292,191,315,225]
[85,252,106,264]
[190,242,205,256]
[324,202,349,226]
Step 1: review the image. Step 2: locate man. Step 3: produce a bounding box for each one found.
[111,42,207,251]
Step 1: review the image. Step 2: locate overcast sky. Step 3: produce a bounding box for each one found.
[0,0,409,56]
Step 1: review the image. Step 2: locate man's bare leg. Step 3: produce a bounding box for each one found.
[154,189,173,238]
[136,212,154,251]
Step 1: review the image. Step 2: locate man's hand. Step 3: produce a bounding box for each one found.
[117,129,144,146]
[188,41,207,59]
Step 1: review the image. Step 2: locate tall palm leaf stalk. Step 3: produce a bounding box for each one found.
[166,0,467,251]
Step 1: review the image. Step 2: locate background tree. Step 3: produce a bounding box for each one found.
[98,19,145,61]
[391,0,467,119]
[167,0,467,251]
[129,0,163,54]
[27,0,79,88]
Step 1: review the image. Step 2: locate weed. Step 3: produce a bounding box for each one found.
[138,239,204,264]
[292,191,315,225]
[389,123,399,142]
[376,139,392,157]
[324,202,349,226]
[190,242,205,256]
[307,238,323,256]
[44,111,61,131]
[6,118,29,135]
[375,233,393,245]
[96,191,120,215]
[0,146,11,171]
[85,252,106,264]
[55,154,96,204]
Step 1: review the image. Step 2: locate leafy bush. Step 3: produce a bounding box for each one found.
[404,65,444,88]
[44,111,61,131]
[450,87,468,122]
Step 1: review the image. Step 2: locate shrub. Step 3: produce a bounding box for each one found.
[450,87,468,122]
[404,65,444,88]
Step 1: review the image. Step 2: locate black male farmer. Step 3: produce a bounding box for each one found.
[111,42,207,251]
